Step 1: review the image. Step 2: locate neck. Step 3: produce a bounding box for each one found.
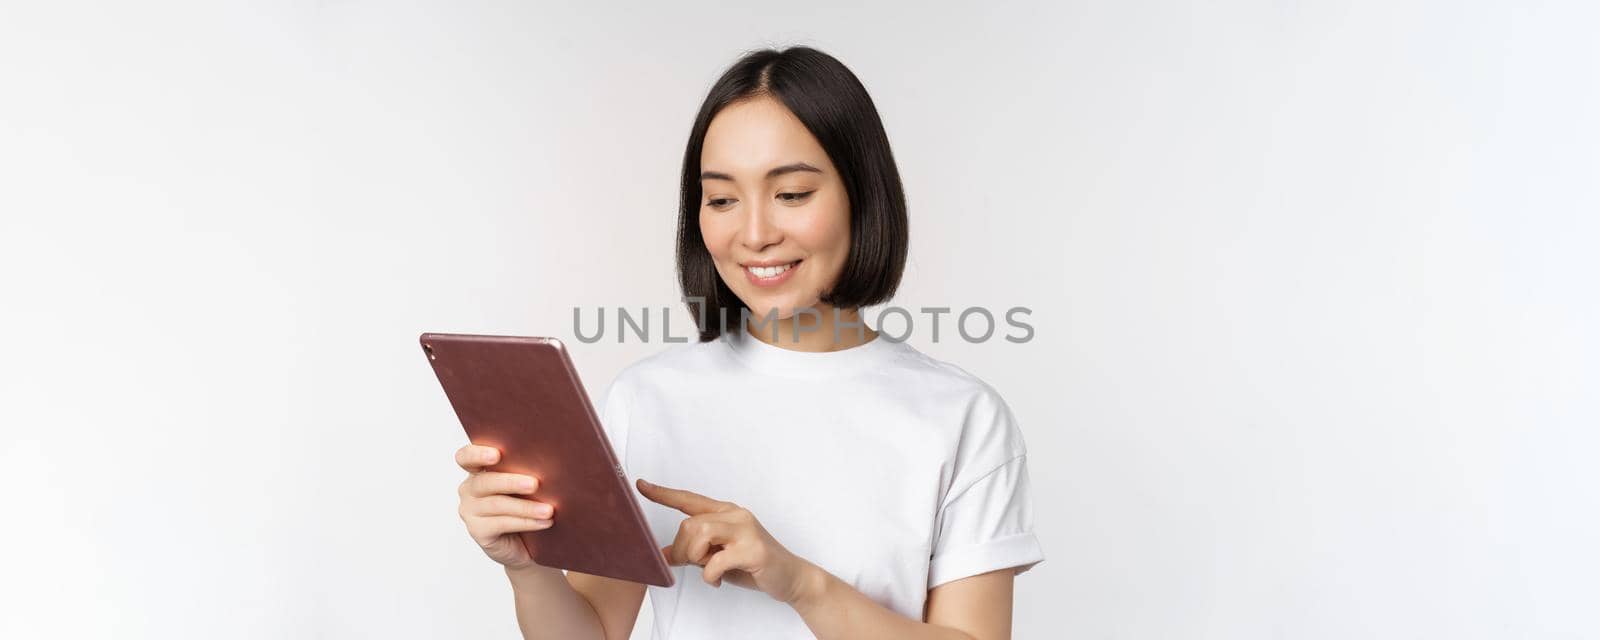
[743,306,877,353]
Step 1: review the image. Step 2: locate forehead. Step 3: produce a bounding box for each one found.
[701,96,833,176]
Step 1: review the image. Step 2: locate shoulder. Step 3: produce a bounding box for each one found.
[889,348,1034,509]
[889,342,1018,413]
[880,341,1028,448]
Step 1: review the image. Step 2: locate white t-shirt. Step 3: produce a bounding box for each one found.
[596,328,1044,639]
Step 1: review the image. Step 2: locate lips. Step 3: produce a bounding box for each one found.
[746,262,795,278]
[741,259,801,287]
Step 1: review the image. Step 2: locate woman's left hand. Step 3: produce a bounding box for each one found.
[636,478,818,605]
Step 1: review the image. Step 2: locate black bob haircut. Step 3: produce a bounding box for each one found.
[675,46,909,342]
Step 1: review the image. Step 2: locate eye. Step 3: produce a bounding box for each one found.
[705,197,737,210]
[777,190,815,204]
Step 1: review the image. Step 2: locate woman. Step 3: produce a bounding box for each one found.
[453,46,1044,639]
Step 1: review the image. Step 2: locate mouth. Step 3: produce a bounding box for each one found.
[741,259,801,287]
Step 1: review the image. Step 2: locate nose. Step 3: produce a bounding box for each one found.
[739,198,783,253]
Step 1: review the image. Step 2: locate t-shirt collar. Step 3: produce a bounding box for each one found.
[721,325,899,379]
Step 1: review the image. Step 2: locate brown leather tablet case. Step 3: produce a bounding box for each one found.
[420,333,674,587]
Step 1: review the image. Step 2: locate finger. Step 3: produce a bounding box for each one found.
[469,495,555,521]
[468,515,553,544]
[702,547,740,587]
[465,472,539,498]
[683,527,730,568]
[668,518,732,566]
[455,444,501,472]
[637,479,733,516]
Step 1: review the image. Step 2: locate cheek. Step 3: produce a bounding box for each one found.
[698,212,731,259]
[798,196,851,262]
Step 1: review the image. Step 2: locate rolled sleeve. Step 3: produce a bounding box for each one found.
[928,454,1045,590]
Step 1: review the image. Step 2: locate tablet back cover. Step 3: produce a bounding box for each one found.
[420,333,673,587]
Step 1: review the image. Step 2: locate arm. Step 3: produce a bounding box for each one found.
[502,566,647,640]
[504,565,607,640]
[790,563,1016,640]
[561,570,648,640]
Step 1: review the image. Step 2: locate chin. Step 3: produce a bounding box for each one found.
[741,303,793,322]
[738,297,819,323]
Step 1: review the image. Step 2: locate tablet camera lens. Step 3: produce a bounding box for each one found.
[424,344,435,360]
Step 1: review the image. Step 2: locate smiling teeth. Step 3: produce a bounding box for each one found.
[747,262,794,278]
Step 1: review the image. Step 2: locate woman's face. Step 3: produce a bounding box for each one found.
[698,95,851,322]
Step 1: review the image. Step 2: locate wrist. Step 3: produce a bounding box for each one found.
[504,562,558,590]
[788,560,833,614]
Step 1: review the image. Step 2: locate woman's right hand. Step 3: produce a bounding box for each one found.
[455,444,556,571]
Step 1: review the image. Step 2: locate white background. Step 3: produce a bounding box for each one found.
[2,1,1597,638]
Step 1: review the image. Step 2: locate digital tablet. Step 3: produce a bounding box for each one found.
[420,332,674,587]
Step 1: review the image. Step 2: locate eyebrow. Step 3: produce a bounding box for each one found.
[700,162,822,182]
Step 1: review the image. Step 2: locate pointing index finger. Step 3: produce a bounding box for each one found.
[636,479,730,516]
